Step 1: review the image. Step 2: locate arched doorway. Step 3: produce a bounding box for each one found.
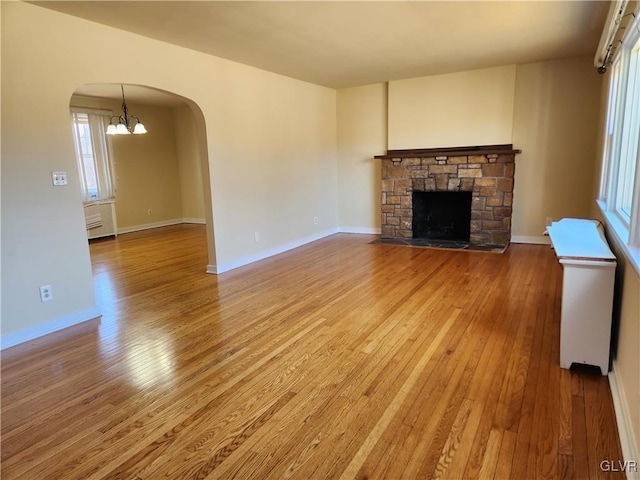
[69,83,216,270]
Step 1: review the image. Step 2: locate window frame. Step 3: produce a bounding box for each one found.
[70,107,116,203]
[597,10,640,275]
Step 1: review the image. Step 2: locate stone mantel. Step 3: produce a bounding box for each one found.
[379,144,520,246]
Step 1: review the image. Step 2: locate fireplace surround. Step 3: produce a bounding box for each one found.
[376,145,520,246]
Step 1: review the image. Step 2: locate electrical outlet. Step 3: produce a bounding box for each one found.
[147,209,153,216]
[254,232,260,242]
[546,217,553,227]
[313,216,319,225]
[39,285,53,302]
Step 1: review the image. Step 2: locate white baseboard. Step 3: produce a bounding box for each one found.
[339,227,381,234]
[182,217,206,224]
[117,218,184,235]
[211,228,339,274]
[206,264,217,274]
[609,365,640,479]
[117,219,206,234]
[511,235,551,245]
[1,306,102,350]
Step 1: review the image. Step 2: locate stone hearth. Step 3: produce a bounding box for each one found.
[375,145,520,246]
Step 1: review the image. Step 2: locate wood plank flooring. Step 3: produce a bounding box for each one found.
[1,224,625,479]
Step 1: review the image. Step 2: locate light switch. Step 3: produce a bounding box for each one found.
[52,171,68,186]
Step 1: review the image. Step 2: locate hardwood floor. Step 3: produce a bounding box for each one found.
[1,224,624,479]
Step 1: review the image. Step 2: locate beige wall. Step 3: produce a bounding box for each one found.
[512,57,602,238]
[595,208,640,464]
[388,65,516,150]
[174,106,205,221]
[610,253,640,462]
[1,2,337,339]
[337,84,387,232]
[110,102,183,229]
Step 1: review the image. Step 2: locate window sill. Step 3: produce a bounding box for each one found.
[597,200,640,277]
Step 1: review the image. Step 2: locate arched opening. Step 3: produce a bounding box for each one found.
[69,83,216,272]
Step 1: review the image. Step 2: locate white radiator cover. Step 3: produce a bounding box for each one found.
[547,218,616,375]
[84,201,117,239]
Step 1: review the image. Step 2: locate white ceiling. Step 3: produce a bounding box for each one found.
[35,1,609,99]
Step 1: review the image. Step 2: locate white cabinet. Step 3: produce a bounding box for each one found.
[547,218,616,375]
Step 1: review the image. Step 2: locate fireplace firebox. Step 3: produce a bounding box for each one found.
[412,191,472,241]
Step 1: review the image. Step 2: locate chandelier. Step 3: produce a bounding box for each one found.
[106,85,147,135]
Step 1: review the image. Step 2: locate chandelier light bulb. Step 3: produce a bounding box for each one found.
[116,123,130,135]
[133,122,147,135]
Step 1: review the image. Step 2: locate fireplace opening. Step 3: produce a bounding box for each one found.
[412,191,472,241]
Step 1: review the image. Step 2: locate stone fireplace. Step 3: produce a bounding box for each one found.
[376,145,520,246]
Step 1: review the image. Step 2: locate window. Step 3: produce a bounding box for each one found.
[615,40,640,223]
[598,11,640,272]
[599,59,621,203]
[70,108,115,202]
